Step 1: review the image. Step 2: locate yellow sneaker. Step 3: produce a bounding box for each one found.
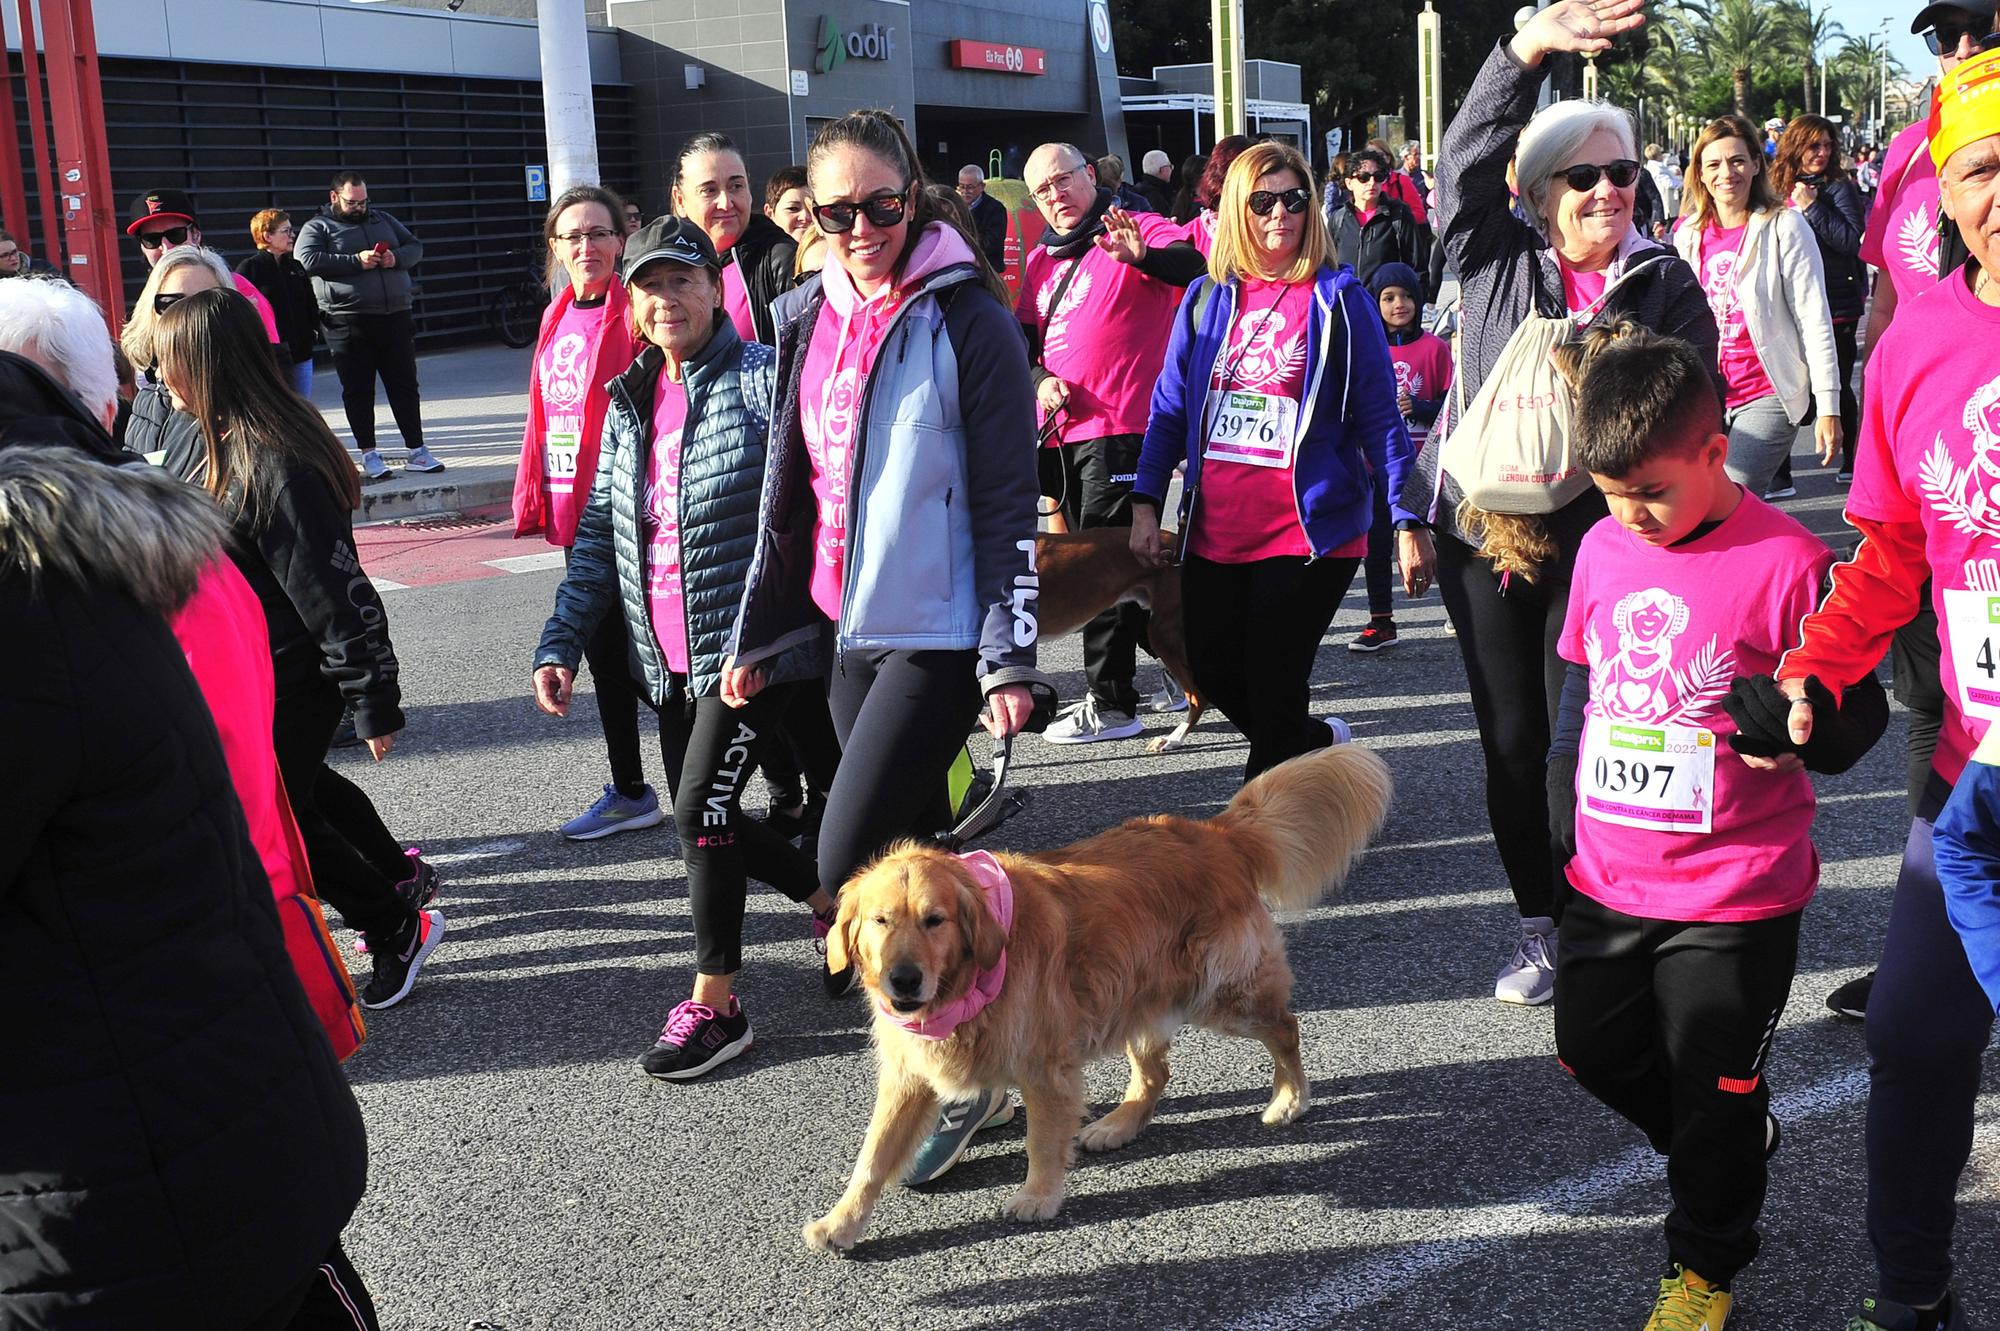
[1644,1265,1733,1331]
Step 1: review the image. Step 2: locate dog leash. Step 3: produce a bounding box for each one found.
[933,687,1058,851]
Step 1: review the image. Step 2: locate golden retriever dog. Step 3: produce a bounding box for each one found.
[1035,528,1200,753]
[802,742,1393,1253]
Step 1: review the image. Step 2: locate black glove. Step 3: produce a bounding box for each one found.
[1547,750,1578,862]
[1724,672,1889,775]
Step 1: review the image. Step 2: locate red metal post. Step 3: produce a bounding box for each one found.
[39,0,122,324]
[0,50,31,242]
[14,0,61,264]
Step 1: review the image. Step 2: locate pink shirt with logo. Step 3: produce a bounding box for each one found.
[1557,260,1608,316]
[800,266,900,622]
[642,374,692,673]
[1860,120,1942,306]
[1560,494,1831,922]
[1016,212,1187,442]
[536,297,608,499]
[1191,279,1318,563]
[1845,273,2000,785]
[721,256,757,342]
[1696,222,1779,409]
[1386,330,1453,450]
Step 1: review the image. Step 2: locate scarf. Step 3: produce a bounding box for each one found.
[1037,187,1116,259]
[879,850,1015,1041]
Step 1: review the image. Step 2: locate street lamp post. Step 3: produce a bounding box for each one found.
[1879,18,1891,138]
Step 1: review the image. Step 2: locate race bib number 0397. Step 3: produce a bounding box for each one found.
[1580,717,1716,834]
[1943,588,2000,724]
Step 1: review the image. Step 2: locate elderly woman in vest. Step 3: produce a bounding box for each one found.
[1402,0,1719,1007]
[533,216,839,1083]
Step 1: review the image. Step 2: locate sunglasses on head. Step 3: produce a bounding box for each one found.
[1924,21,2000,55]
[811,191,909,234]
[152,290,190,314]
[137,226,191,250]
[1554,159,1642,191]
[1248,187,1313,216]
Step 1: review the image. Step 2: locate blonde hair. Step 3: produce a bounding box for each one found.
[250,208,290,248]
[794,226,827,278]
[119,246,234,370]
[1207,141,1330,286]
[1681,116,1779,227]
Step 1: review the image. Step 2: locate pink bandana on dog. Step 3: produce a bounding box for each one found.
[879,850,1014,1041]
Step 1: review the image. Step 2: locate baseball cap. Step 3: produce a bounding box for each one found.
[623,215,720,281]
[126,188,198,236]
[1930,45,2000,167]
[1913,0,1998,36]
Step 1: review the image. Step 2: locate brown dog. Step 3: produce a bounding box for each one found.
[802,742,1394,1253]
[1034,529,1201,753]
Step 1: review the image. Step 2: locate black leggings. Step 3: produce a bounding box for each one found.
[271,681,414,939]
[818,648,982,893]
[1435,534,1571,921]
[1866,809,1995,1306]
[1892,592,1945,816]
[1556,893,1801,1284]
[1363,483,1396,619]
[654,682,820,975]
[755,686,843,807]
[1835,319,1861,474]
[1180,552,1360,783]
[568,548,646,797]
[1050,434,1147,713]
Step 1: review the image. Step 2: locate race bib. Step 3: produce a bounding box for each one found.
[1203,390,1299,469]
[545,430,581,490]
[1580,716,1717,834]
[1943,588,2000,723]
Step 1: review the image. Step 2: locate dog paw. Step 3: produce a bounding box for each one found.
[1076,1113,1141,1153]
[1144,727,1189,755]
[1001,1187,1065,1222]
[1260,1090,1307,1126]
[802,1212,864,1253]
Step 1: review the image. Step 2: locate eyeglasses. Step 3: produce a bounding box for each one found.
[811,192,909,234]
[1030,169,1084,202]
[1248,187,1313,216]
[137,227,191,250]
[272,225,294,236]
[1923,21,2000,55]
[0,248,20,262]
[1553,159,1642,191]
[556,228,621,247]
[1349,170,1385,184]
[152,291,190,314]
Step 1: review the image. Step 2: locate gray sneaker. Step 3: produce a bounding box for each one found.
[1145,670,1188,713]
[404,445,446,474]
[1495,918,1557,1006]
[360,449,393,482]
[904,1088,1015,1185]
[1043,697,1144,744]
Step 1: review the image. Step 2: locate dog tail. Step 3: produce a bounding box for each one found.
[1216,743,1393,913]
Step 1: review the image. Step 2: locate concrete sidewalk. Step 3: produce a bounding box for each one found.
[315,341,531,523]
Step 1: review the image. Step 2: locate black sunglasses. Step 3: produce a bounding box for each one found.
[1554,159,1642,191]
[811,192,909,235]
[152,290,190,314]
[1348,170,1385,183]
[1248,187,1313,217]
[137,226,191,250]
[1924,22,2000,55]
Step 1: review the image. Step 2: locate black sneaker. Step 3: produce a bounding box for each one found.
[640,997,752,1080]
[1348,619,1399,653]
[360,908,445,1010]
[394,847,440,909]
[1826,970,1874,1021]
[1848,1290,1968,1330]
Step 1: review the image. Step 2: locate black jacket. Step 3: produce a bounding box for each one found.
[727,213,799,345]
[969,191,1010,271]
[119,379,201,462]
[1135,175,1174,216]
[1795,177,1867,324]
[162,430,405,739]
[1326,194,1425,293]
[0,362,366,1327]
[237,249,320,363]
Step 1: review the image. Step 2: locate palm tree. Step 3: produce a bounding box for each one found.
[1786,1,1846,115]
[1684,0,1798,117]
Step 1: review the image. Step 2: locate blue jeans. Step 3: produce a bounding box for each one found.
[289,358,314,398]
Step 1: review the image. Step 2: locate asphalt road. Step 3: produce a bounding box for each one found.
[334,462,2000,1331]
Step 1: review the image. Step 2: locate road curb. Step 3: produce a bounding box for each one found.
[359,475,513,524]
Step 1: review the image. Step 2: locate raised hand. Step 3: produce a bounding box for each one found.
[1094,206,1148,265]
[1511,0,1646,64]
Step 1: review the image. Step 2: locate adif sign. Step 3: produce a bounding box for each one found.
[814,16,896,74]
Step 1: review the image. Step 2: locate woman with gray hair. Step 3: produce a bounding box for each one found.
[1401,0,1719,1008]
[116,245,238,459]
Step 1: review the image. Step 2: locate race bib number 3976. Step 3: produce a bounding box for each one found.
[1580,717,1717,834]
[1203,390,1299,469]
[1943,588,2000,723]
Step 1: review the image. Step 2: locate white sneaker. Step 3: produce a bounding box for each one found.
[360,449,393,482]
[1495,918,1557,1005]
[404,445,446,474]
[1145,670,1188,713]
[1043,697,1144,744]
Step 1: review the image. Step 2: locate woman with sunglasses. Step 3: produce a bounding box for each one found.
[1673,114,1842,499]
[236,209,319,396]
[117,246,236,462]
[1770,115,1866,483]
[1324,145,1425,292]
[1401,0,1718,1009]
[1130,140,1423,783]
[153,288,445,1012]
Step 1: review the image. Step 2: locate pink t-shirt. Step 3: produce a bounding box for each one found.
[1844,272,2000,786]
[1558,259,1608,316]
[1697,222,1778,409]
[1386,330,1454,449]
[536,297,608,499]
[1016,212,1187,441]
[721,255,757,342]
[799,272,900,621]
[231,273,282,345]
[642,374,692,673]
[1860,119,1942,306]
[1184,210,1218,258]
[1190,279,1315,563]
[1560,494,1831,922]
[1356,205,1378,230]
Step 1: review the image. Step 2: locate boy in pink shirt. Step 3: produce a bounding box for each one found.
[1547,331,1885,1328]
